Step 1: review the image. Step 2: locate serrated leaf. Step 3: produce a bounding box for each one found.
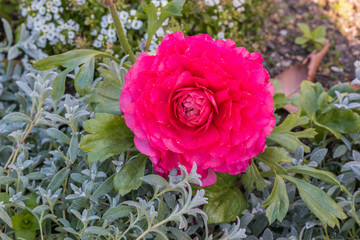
[201,173,246,224]
[282,175,346,228]
[273,93,290,109]
[267,113,317,153]
[255,147,291,174]
[79,113,133,163]
[46,168,70,192]
[241,160,266,191]
[113,154,147,196]
[262,175,289,224]
[292,81,324,118]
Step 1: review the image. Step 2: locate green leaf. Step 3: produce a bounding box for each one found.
[267,113,317,153]
[255,147,291,174]
[241,160,266,191]
[262,175,289,224]
[298,23,311,37]
[14,230,36,240]
[273,93,290,109]
[0,193,10,203]
[11,214,39,231]
[317,92,333,113]
[0,112,32,124]
[89,68,122,115]
[201,173,246,224]
[103,205,133,221]
[46,128,71,144]
[113,154,147,196]
[51,66,75,100]
[295,36,309,45]
[312,26,326,39]
[74,57,95,96]
[313,109,360,139]
[286,166,340,186]
[282,175,347,228]
[79,113,134,163]
[292,81,324,118]
[0,176,16,185]
[90,175,114,202]
[0,207,12,228]
[46,167,70,193]
[34,49,111,70]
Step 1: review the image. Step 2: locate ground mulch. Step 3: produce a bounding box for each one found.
[262,0,360,89]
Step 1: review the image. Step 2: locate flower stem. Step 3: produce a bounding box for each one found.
[108,4,137,64]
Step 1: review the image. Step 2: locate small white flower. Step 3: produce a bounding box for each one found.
[237,6,245,12]
[97,34,104,41]
[90,29,98,36]
[46,32,55,41]
[101,21,108,28]
[41,25,49,32]
[51,6,58,14]
[217,31,225,40]
[21,8,28,17]
[107,14,113,24]
[214,0,220,4]
[233,0,242,8]
[131,19,143,30]
[161,0,168,7]
[68,31,75,39]
[119,11,129,23]
[130,9,137,16]
[107,29,116,38]
[39,35,47,43]
[354,60,360,69]
[100,28,107,35]
[151,0,161,7]
[204,0,214,7]
[162,18,169,26]
[46,1,53,8]
[93,40,102,48]
[45,13,52,21]
[155,27,165,37]
[59,7,64,12]
[53,0,61,7]
[53,13,61,20]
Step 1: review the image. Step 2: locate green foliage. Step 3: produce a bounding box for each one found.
[267,113,317,153]
[295,23,326,50]
[79,113,134,162]
[200,173,247,224]
[262,175,289,224]
[113,154,147,196]
[34,50,118,99]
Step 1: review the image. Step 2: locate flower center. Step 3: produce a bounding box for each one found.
[173,88,215,128]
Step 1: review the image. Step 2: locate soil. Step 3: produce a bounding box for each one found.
[262,0,360,89]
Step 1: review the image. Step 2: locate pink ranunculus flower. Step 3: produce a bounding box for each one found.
[119,32,275,186]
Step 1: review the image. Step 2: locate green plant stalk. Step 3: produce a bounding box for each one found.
[108,4,137,64]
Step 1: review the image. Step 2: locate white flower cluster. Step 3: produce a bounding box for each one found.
[233,0,246,12]
[91,10,146,48]
[21,0,85,48]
